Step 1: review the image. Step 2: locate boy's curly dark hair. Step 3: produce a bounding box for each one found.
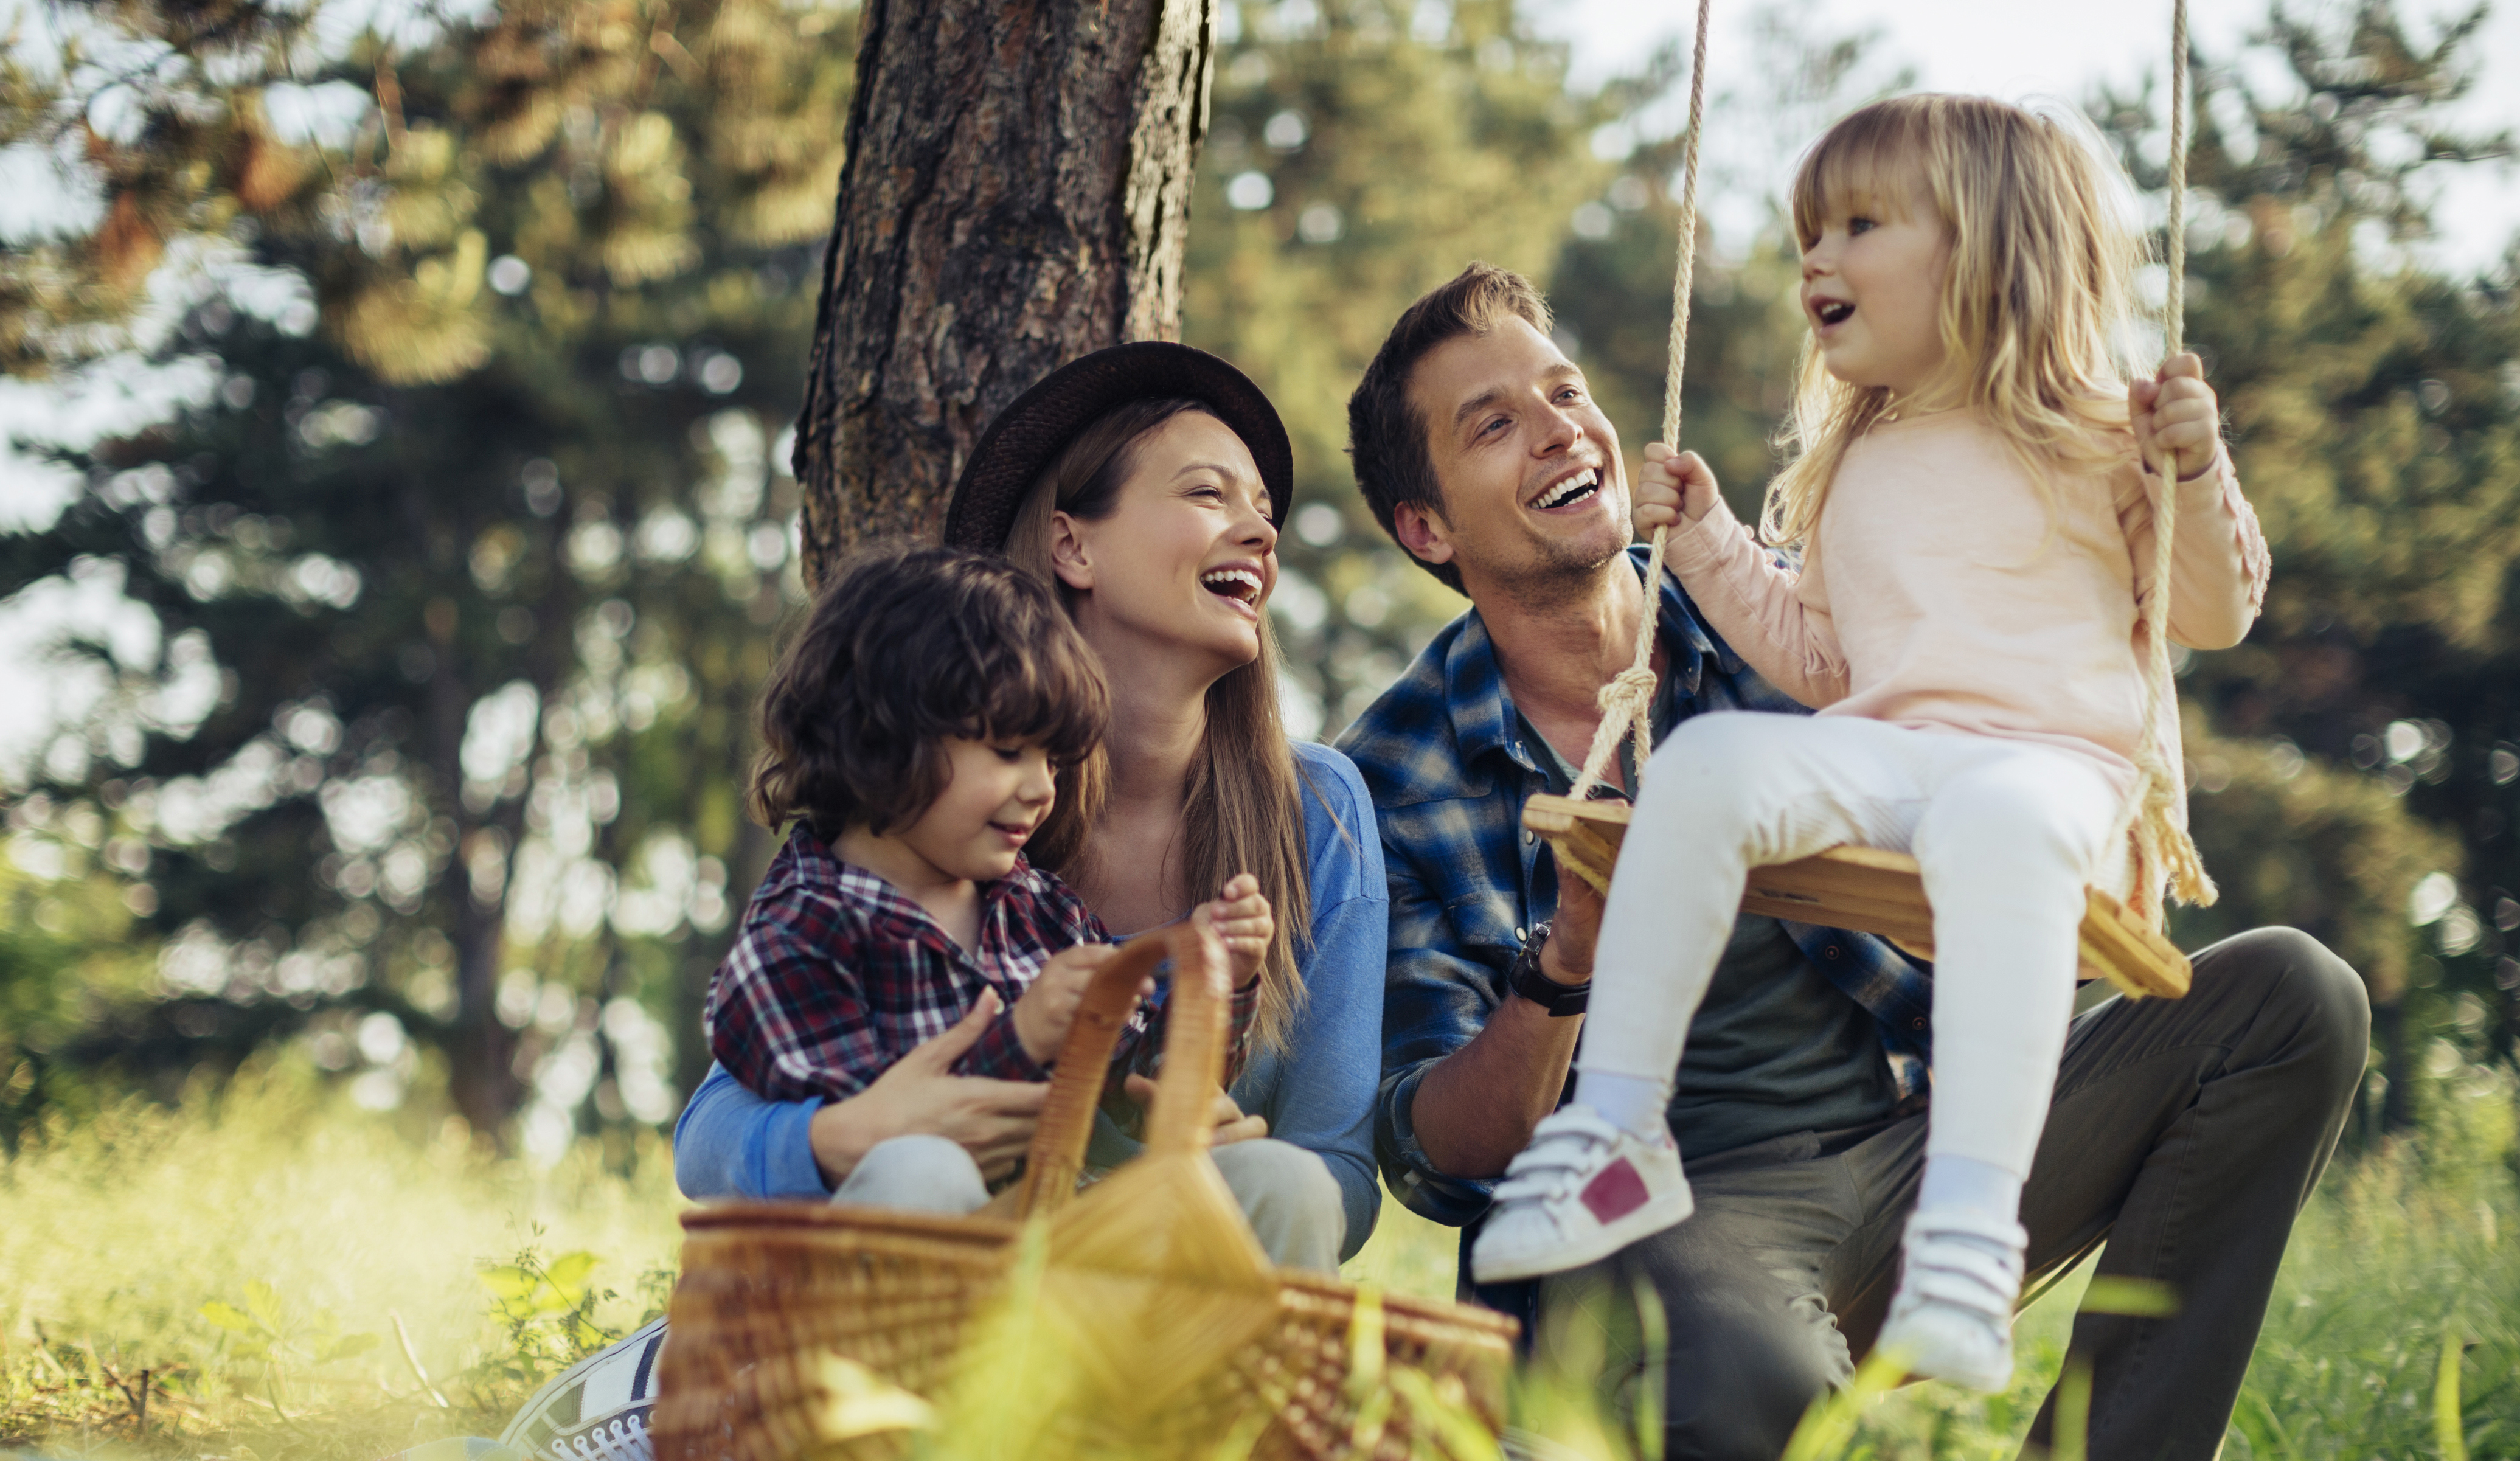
[748,542,1109,840]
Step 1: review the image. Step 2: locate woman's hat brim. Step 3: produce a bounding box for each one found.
[943,341,1293,554]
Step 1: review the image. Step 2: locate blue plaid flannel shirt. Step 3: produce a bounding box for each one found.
[1336,547,1934,1228]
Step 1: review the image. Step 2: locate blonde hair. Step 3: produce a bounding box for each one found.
[1765,94,2150,549]
[1002,400,1313,1057]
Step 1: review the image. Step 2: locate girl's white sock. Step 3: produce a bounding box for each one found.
[1578,1071,1672,1142]
[1918,1153,2022,1221]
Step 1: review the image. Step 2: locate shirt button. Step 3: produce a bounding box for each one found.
[1913,1017,1929,1030]
[1524,830,1536,845]
[1825,946,1842,960]
[1514,926,1526,942]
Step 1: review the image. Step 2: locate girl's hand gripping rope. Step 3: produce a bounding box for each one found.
[1198,873,1274,990]
[2128,351,2226,486]
[1634,442,1721,535]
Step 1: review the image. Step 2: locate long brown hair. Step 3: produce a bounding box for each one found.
[1002,398,1313,1054]
[1767,94,2148,549]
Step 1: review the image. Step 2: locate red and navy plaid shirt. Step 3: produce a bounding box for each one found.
[706,825,1255,1103]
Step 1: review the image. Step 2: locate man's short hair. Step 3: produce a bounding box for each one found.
[1347,263,1553,595]
[748,541,1108,840]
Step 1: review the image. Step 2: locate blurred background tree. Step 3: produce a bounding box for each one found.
[3,0,2517,1156]
[1,0,852,1145]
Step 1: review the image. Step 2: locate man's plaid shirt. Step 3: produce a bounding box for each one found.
[1335,547,1934,1228]
[705,825,1230,1105]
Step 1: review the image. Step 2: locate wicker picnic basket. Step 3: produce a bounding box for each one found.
[650,921,1521,1461]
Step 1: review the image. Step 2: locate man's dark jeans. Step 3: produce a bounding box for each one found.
[1533,927,2370,1460]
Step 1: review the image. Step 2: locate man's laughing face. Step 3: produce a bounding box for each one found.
[1392,314,1631,599]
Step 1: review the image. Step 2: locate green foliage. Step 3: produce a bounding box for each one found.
[0,0,855,1136]
[0,1069,681,1452]
[1187,0,1627,729]
[2082,1,2520,1123]
[468,1245,618,1399]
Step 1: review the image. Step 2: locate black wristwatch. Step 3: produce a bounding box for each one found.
[1507,921,1590,1016]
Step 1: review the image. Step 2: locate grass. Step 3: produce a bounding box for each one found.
[1,1064,2514,1460]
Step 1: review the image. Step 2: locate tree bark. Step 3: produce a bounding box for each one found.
[791,0,1215,583]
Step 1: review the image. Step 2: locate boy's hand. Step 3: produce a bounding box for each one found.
[1011,942,1126,1064]
[1634,442,1721,535]
[1199,873,1273,989]
[1122,1073,1270,1147]
[2130,351,2224,484]
[816,991,1047,1184]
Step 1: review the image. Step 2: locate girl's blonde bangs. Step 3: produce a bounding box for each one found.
[1788,103,1932,248]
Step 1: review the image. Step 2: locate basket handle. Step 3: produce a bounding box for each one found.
[1140,916,1231,1158]
[1009,932,1167,1218]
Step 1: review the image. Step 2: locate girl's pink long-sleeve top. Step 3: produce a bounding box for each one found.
[1661,408,2271,806]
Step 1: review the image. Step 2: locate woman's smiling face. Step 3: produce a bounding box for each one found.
[1050,409,1278,680]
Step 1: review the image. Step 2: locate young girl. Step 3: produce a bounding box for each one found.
[1471,94,2268,1390]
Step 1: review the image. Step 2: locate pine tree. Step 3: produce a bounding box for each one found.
[2096,1,2520,1130]
[1,0,855,1137]
[1182,0,1624,733]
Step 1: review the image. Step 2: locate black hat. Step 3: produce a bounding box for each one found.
[942,341,1293,553]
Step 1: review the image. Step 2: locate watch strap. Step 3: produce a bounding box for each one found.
[1508,922,1589,1016]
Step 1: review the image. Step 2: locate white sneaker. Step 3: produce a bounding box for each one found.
[1470,1105,1693,1284]
[1875,1206,2027,1393]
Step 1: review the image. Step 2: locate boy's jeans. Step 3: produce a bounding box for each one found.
[841,1132,1346,1272]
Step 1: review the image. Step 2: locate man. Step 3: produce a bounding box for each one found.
[1333,262,2369,1459]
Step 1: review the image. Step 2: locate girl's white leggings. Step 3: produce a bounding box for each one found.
[1580,712,2125,1180]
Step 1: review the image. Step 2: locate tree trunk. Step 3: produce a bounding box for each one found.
[792,0,1215,583]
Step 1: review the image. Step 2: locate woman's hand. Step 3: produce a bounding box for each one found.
[2130,351,2225,484]
[1635,442,1721,535]
[1122,1073,1270,1147]
[809,991,1049,1185]
[1010,942,1126,1063]
[1199,873,1274,988]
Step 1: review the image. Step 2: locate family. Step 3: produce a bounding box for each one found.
[504,97,2369,1461]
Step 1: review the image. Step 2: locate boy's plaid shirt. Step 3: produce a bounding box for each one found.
[706,825,1255,1105]
[1335,547,1934,1227]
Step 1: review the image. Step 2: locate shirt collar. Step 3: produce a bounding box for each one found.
[793,826,1038,945]
[1443,546,1735,774]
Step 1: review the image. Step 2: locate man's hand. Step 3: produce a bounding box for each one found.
[1634,442,1721,535]
[1011,942,1124,1064]
[1199,873,1274,989]
[1121,1073,1269,1147]
[2129,351,2224,484]
[811,990,1049,1184]
[1543,861,1603,985]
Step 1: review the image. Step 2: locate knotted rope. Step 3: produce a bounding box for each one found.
[2110,0,2219,922]
[1564,0,1713,814]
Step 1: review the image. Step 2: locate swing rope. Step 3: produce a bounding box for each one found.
[2111,0,2218,923]
[1564,0,1713,815]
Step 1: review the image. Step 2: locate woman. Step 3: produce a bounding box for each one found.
[674,342,1385,1262]
[487,348,1387,1461]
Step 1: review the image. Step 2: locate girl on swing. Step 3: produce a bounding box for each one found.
[1473,93,2269,1390]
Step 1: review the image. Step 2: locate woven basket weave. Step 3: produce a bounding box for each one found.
[651,923,1518,1461]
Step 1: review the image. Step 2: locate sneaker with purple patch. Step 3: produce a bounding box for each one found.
[496,1317,665,1461]
[1470,1105,1692,1284]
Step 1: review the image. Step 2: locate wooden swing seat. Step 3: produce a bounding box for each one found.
[1523,793,2192,1000]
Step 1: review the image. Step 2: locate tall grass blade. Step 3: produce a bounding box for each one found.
[2434,1316,2467,1461]
[2051,1359,2092,1461]
[1779,1351,1903,1461]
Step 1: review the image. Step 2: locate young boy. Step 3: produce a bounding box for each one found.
[704,543,1266,1213]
